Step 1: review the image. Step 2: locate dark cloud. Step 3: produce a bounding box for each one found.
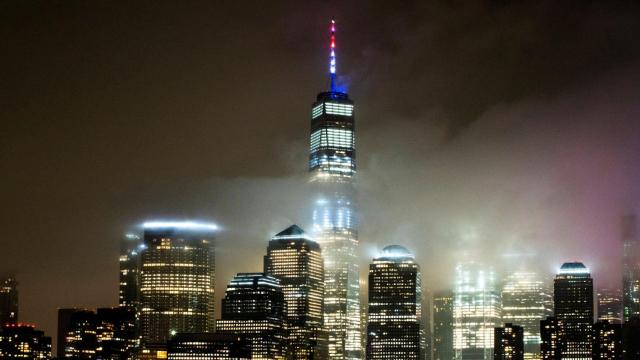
[2,0,640,345]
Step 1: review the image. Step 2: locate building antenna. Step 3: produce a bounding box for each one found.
[329,18,337,92]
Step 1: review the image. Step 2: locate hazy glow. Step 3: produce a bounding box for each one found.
[142,221,218,231]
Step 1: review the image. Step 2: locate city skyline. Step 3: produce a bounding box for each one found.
[3,0,640,348]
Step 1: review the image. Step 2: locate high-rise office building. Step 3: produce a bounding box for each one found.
[0,323,51,359]
[59,307,138,359]
[501,271,553,359]
[539,317,559,360]
[139,221,216,346]
[366,245,423,360]
[0,276,18,325]
[120,233,141,309]
[308,19,361,360]
[553,262,593,359]
[167,333,251,359]
[494,324,524,360]
[216,273,287,359]
[592,320,622,360]
[621,215,640,322]
[597,289,623,324]
[622,316,640,359]
[264,225,325,359]
[453,263,501,360]
[433,291,454,360]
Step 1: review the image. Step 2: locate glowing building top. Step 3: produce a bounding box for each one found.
[557,262,590,277]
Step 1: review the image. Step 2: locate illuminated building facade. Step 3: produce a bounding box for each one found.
[60,307,138,359]
[309,19,361,360]
[0,276,18,325]
[139,221,216,346]
[167,333,251,359]
[264,225,325,359]
[366,246,423,360]
[216,273,287,359]
[539,317,559,360]
[120,233,141,309]
[597,289,623,324]
[553,262,593,359]
[494,323,524,360]
[501,271,553,359]
[453,263,501,360]
[621,215,640,322]
[592,320,622,360]
[433,292,454,360]
[0,323,51,359]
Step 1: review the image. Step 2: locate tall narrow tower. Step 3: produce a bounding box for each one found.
[622,215,640,322]
[309,19,361,359]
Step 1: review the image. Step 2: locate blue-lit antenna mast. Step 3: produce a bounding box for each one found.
[329,18,337,92]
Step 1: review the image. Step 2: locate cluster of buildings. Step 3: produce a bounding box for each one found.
[2,18,640,360]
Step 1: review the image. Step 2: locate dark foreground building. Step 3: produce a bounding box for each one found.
[216,273,287,359]
[167,333,251,359]
[592,320,622,359]
[494,323,524,360]
[0,276,18,325]
[433,292,454,360]
[366,245,423,360]
[0,323,51,359]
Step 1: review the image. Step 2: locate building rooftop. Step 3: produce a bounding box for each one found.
[558,262,590,276]
[271,224,314,241]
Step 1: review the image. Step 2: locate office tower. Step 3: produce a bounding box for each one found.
[308,19,361,360]
[60,307,138,359]
[264,225,325,359]
[139,221,216,346]
[553,262,593,359]
[501,271,553,359]
[592,320,622,360]
[433,291,454,360]
[622,316,640,359]
[366,245,423,360]
[216,273,287,359]
[120,233,141,309]
[0,323,51,359]
[494,324,524,360]
[621,215,640,322]
[167,333,251,359]
[0,276,18,325]
[539,317,559,360]
[597,289,623,324]
[453,263,501,360]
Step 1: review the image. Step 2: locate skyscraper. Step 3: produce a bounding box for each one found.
[366,245,423,360]
[264,225,325,359]
[309,19,361,360]
[433,291,454,360]
[592,320,622,360]
[216,273,287,359]
[167,333,251,359]
[539,317,559,360]
[0,276,18,325]
[0,323,51,359]
[621,215,640,322]
[139,221,216,346]
[501,271,553,359]
[597,289,623,324]
[453,263,501,360]
[494,324,524,360]
[120,233,141,309]
[553,262,593,359]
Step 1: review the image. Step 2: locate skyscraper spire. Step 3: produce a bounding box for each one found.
[329,18,337,92]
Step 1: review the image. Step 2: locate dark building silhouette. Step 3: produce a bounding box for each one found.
[366,245,423,360]
[540,317,560,360]
[622,215,640,322]
[0,276,18,325]
[592,320,622,360]
[216,273,287,359]
[0,323,51,358]
[553,262,593,359]
[622,316,640,360]
[167,333,251,359]
[433,292,454,360]
[119,233,141,309]
[58,307,138,359]
[494,323,524,360]
[139,221,216,346]
[264,225,326,359]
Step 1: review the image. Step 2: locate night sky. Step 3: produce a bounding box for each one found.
[3,0,640,344]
